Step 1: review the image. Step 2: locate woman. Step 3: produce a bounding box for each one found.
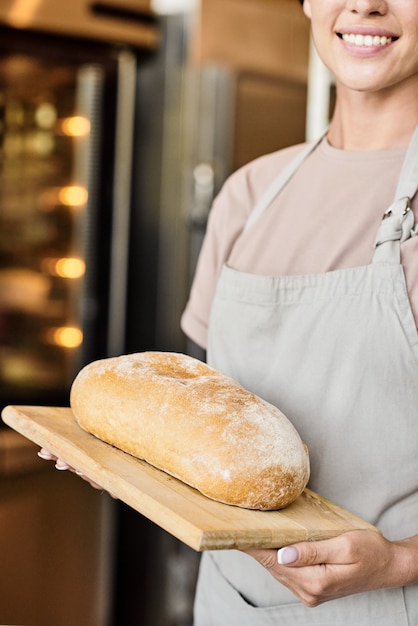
[41,0,418,622]
[179,0,418,623]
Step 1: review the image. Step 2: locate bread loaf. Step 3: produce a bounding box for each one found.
[70,351,310,510]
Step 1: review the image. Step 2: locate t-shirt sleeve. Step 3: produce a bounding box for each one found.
[180,166,254,349]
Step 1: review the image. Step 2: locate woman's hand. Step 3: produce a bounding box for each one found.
[38,447,115,494]
[245,530,418,607]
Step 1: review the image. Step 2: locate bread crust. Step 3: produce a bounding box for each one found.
[70,352,310,510]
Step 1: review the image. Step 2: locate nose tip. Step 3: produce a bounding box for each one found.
[346,0,387,16]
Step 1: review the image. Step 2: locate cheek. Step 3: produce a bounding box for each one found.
[309,29,336,74]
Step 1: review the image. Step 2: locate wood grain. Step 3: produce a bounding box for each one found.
[1,405,379,551]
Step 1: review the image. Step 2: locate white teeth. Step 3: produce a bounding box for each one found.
[342,33,392,47]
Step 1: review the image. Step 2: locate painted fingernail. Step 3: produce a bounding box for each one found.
[277,546,299,565]
[38,451,53,460]
[75,470,84,476]
[55,462,70,471]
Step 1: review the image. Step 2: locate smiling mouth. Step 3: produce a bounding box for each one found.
[337,33,397,47]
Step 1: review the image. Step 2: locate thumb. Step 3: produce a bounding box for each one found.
[277,545,300,565]
[277,540,329,567]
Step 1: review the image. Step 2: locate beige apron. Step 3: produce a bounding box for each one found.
[194,129,418,625]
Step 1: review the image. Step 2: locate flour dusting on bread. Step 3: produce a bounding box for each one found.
[70,351,310,510]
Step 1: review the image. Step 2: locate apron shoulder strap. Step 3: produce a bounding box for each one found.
[373,125,418,264]
[243,136,323,234]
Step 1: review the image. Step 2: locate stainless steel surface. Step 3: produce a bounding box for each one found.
[107,49,137,357]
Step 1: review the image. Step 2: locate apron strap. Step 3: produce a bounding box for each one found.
[373,125,418,265]
[241,126,418,265]
[243,136,324,234]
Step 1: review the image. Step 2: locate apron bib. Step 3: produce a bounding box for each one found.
[194,129,418,625]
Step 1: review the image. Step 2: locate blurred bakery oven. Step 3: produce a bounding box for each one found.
[0,2,158,625]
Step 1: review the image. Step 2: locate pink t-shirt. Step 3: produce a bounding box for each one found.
[181,138,418,350]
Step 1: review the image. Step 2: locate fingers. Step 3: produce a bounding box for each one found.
[38,448,56,461]
[246,531,395,607]
[37,447,118,498]
[55,459,71,470]
[38,448,71,470]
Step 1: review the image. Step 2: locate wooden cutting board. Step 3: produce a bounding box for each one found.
[1,405,379,551]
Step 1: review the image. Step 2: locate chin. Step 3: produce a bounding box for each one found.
[336,71,395,94]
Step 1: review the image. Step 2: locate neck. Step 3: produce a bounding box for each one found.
[327,85,418,151]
